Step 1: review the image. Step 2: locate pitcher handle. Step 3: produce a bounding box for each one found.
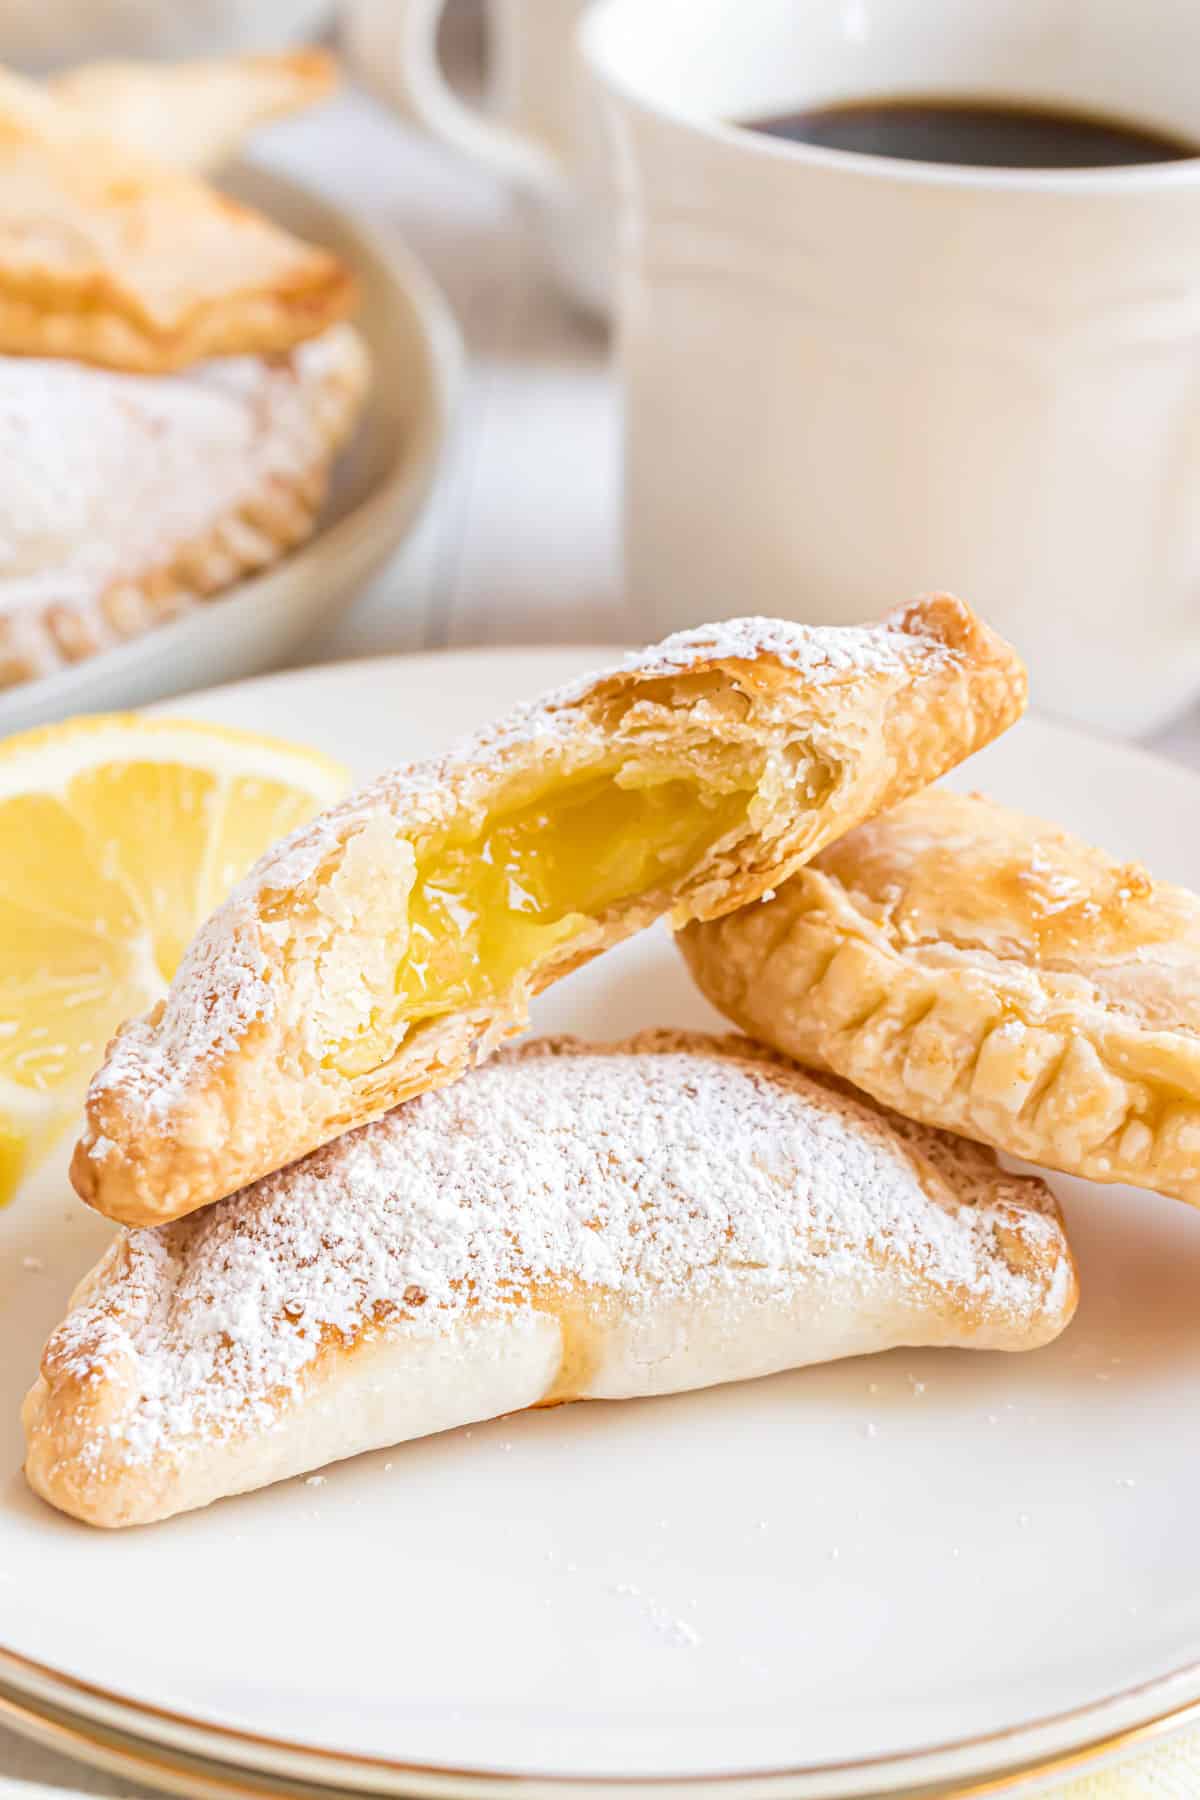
[343,0,568,199]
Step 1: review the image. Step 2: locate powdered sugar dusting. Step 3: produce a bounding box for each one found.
[285,607,949,857]
[0,322,362,677]
[628,616,933,682]
[83,605,958,1141]
[56,1035,1070,1466]
[90,922,272,1141]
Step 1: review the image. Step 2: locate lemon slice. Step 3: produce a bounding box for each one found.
[0,713,346,1205]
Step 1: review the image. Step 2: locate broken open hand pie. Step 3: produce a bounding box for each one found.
[71,597,1025,1227]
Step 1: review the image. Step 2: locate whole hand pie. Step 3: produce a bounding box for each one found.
[0,67,354,371]
[71,597,1026,1227]
[0,323,368,688]
[48,49,337,173]
[28,1032,1078,1527]
[680,787,1200,1203]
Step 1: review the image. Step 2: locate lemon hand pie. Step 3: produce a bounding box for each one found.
[0,67,354,372]
[30,1033,1077,1527]
[72,597,1026,1227]
[680,787,1200,1205]
[0,323,368,688]
[48,49,337,173]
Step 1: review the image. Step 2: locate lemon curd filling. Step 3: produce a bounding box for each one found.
[330,769,754,1078]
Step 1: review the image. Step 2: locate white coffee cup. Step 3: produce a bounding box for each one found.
[346,0,611,317]
[583,0,1200,736]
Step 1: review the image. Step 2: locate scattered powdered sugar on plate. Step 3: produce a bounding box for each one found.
[606,1581,702,1648]
[52,1034,1071,1467]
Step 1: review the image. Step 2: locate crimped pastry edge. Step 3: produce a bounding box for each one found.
[678,861,1200,1206]
[0,324,369,691]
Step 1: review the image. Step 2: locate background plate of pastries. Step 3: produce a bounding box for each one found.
[0,52,463,735]
[5,607,1200,1796]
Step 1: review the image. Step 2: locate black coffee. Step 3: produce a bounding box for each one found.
[740,96,1197,169]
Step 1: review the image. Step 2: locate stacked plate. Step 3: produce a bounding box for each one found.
[4,651,1200,1798]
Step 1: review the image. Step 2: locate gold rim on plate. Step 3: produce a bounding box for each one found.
[2,1638,1200,1798]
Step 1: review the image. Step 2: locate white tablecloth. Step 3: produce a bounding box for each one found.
[4,63,1199,1800]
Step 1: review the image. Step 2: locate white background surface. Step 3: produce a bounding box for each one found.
[6,27,1200,1792]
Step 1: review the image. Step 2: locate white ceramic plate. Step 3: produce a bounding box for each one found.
[3,650,1200,1800]
[0,169,463,738]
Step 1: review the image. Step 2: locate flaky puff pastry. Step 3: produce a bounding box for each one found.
[30,1033,1077,1528]
[681,787,1200,1204]
[0,67,354,372]
[48,50,337,173]
[72,598,1025,1228]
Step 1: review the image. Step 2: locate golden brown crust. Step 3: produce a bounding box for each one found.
[0,67,355,372]
[32,1031,1075,1528]
[679,787,1200,1204]
[71,597,1025,1227]
[49,50,338,173]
